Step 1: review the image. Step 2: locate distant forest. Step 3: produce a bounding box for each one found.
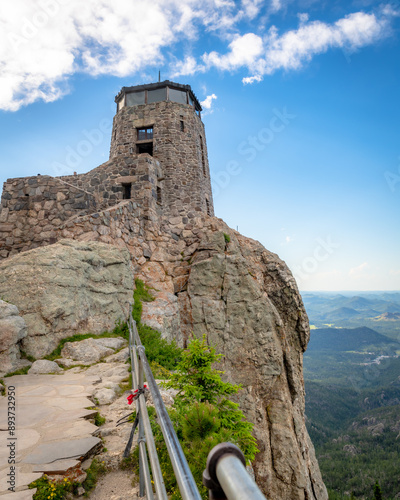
[302,292,400,499]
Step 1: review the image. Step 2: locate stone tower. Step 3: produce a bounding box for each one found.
[110,80,214,217]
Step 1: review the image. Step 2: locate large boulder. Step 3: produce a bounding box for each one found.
[28,359,62,374]
[0,239,134,358]
[0,300,28,374]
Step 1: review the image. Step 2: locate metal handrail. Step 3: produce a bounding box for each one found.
[127,310,266,500]
[128,313,202,500]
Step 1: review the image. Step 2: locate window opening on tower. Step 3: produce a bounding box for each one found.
[137,127,153,140]
[137,127,154,156]
[200,135,206,176]
[123,183,132,200]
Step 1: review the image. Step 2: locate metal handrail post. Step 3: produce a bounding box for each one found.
[203,443,267,500]
[138,439,154,500]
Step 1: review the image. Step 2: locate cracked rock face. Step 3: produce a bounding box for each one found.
[0,240,133,358]
[181,230,327,499]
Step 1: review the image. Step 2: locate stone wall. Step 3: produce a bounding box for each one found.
[109,100,214,217]
[0,175,96,259]
[0,155,161,260]
[59,154,161,211]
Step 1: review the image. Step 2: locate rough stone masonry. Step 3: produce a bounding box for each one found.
[0,80,328,499]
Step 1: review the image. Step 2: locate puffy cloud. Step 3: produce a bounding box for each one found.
[203,9,394,76]
[201,93,217,109]
[242,74,263,84]
[203,33,264,71]
[172,56,203,77]
[0,0,238,111]
[0,0,397,111]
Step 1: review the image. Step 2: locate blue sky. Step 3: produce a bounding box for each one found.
[0,0,399,291]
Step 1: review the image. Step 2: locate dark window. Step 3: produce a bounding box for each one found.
[137,127,153,141]
[169,88,187,104]
[123,183,132,199]
[200,135,206,176]
[137,143,153,156]
[126,91,145,106]
[148,87,167,103]
[157,186,162,204]
[180,120,184,132]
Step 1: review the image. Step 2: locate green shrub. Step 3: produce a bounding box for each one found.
[94,412,106,427]
[133,279,182,371]
[29,476,75,499]
[82,458,107,495]
[164,335,239,406]
[4,366,30,377]
[133,278,155,323]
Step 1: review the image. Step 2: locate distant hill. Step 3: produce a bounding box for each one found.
[329,307,360,320]
[345,296,374,309]
[307,326,400,352]
[301,291,400,337]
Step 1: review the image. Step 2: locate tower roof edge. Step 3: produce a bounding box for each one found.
[115,80,202,111]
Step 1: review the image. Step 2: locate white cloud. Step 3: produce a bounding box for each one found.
[264,11,390,73]
[172,56,203,78]
[0,1,397,111]
[270,0,283,13]
[201,93,218,109]
[242,74,263,84]
[203,9,394,77]
[203,33,264,71]
[282,235,293,245]
[0,0,238,111]
[241,0,264,19]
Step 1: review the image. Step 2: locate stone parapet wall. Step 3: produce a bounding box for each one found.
[0,155,160,260]
[59,154,161,210]
[0,175,97,259]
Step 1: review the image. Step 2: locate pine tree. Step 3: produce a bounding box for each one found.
[373,481,383,500]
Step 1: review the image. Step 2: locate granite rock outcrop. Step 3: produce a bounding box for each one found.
[0,239,133,359]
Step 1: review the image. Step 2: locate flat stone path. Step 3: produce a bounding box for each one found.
[0,370,104,498]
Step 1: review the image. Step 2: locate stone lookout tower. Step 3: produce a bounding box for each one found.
[110,80,214,217]
[0,80,215,260]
